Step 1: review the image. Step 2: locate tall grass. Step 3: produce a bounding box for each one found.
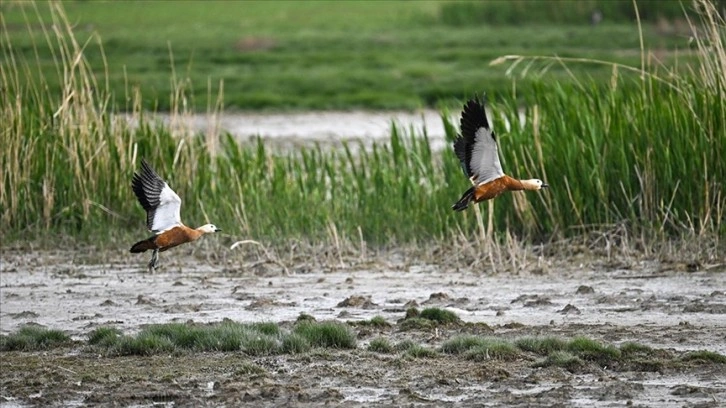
[1,1,724,256]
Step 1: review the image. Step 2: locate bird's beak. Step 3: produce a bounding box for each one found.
[215,228,222,232]
[542,183,549,188]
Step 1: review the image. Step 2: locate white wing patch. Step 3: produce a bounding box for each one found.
[470,126,504,185]
[152,183,183,233]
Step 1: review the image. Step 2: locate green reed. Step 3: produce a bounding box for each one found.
[1,1,724,249]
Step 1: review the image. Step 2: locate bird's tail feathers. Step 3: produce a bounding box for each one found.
[452,187,475,211]
[130,237,156,253]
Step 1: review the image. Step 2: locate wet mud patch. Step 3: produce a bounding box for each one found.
[1,249,725,406]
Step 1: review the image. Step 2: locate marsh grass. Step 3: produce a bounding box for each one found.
[441,335,521,360]
[1,0,724,261]
[418,308,461,324]
[0,326,71,351]
[368,337,394,353]
[515,336,568,355]
[680,350,726,364]
[85,321,354,356]
[535,351,586,371]
[293,321,357,349]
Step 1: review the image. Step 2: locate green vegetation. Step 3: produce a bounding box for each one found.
[441,335,521,360]
[399,308,461,330]
[404,344,439,359]
[0,1,702,111]
[3,323,726,373]
[357,316,392,328]
[293,321,357,349]
[681,350,726,363]
[0,326,72,351]
[1,1,724,249]
[535,351,586,371]
[515,336,568,355]
[439,0,726,26]
[87,320,351,356]
[419,308,461,324]
[368,337,395,353]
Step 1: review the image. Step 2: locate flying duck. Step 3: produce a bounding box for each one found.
[452,96,548,211]
[130,159,221,272]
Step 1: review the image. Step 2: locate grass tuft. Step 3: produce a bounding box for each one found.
[405,344,439,359]
[535,351,586,372]
[88,327,123,347]
[418,308,461,324]
[680,350,726,364]
[368,337,395,353]
[515,336,567,355]
[0,326,71,351]
[567,337,621,365]
[294,322,357,349]
[441,335,520,360]
[281,333,311,354]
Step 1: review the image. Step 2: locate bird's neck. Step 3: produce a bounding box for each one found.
[503,176,527,191]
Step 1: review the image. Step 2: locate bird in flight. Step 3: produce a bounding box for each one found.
[130,159,221,272]
[452,96,548,211]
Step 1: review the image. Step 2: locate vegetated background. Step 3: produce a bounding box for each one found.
[1,0,724,250]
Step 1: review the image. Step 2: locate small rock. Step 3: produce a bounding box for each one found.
[559,304,581,314]
[576,285,595,294]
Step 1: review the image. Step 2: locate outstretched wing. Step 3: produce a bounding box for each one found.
[131,159,182,233]
[453,96,504,185]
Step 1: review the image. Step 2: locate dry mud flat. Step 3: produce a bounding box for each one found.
[1,249,725,407]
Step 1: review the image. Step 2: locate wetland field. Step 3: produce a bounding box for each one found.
[1,1,726,406]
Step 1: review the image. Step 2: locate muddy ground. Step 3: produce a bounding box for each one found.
[1,248,725,407]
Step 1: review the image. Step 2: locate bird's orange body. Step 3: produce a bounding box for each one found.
[473,175,525,202]
[130,159,220,272]
[451,96,547,211]
[130,225,205,254]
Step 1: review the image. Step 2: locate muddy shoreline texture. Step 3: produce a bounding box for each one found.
[1,249,725,407]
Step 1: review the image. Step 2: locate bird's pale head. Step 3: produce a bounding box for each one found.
[522,179,549,191]
[198,224,222,233]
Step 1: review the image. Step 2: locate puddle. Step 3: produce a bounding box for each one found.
[121,108,527,151]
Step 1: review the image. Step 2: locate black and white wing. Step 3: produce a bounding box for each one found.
[453,97,504,186]
[131,159,182,233]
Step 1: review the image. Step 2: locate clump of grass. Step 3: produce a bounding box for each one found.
[112,332,177,356]
[441,335,520,360]
[465,343,520,361]
[404,308,420,319]
[441,335,488,354]
[515,336,567,355]
[297,313,316,323]
[405,344,439,359]
[680,350,726,364]
[0,326,71,351]
[398,318,435,331]
[358,316,391,328]
[294,322,357,349]
[88,327,123,347]
[250,322,281,336]
[281,333,311,354]
[535,351,586,372]
[418,308,461,324]
[567,337,621,366]
[368,337,394,353]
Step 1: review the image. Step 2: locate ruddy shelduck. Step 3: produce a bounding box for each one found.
[452,96,548,211]
[130,159,221,272]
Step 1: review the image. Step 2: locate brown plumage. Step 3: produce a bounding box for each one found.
[452,96,548,211]
[130,159,221,272]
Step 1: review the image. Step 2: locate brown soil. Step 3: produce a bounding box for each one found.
[1,248,725,407]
